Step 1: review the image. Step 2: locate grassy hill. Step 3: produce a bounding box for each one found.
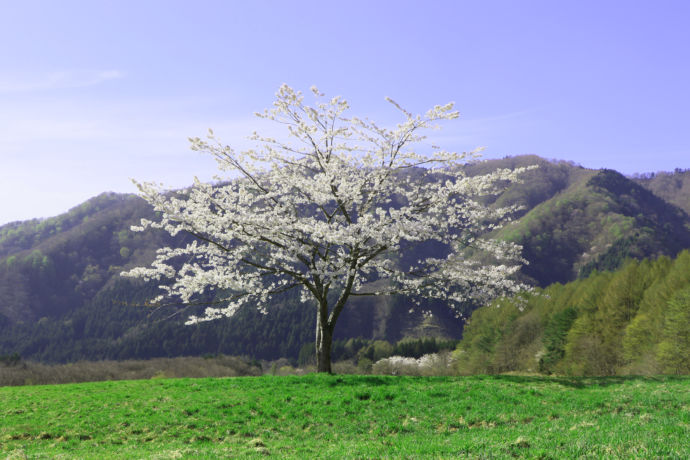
[1,374,688,458]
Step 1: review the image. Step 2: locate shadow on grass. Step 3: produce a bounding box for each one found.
[287,373,688,390]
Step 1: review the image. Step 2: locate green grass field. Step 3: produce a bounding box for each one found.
[1,374,689,459]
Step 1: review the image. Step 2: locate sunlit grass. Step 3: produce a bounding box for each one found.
[1,374,689,458]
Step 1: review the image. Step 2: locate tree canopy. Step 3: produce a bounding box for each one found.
[455,250,690,376]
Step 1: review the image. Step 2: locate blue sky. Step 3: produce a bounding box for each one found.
[1,0,689,225]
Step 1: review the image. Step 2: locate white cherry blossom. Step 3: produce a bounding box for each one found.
[122,85,531,373]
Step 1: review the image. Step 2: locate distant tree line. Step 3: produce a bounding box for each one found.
[298,337,459,367]
[0,352,21,367]
[454,250,690,375]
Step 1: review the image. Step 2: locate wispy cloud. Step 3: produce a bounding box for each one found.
[0,69,124,92]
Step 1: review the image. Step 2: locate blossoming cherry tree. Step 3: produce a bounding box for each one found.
[123,85,529,373]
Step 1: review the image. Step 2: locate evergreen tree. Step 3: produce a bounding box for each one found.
[656,287,690,374]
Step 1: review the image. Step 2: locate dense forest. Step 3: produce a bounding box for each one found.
[455,250,690,375]
[1,156,690,367]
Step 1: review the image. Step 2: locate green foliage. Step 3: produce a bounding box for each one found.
[622,251,690,371]
[456,250,690,376]
[392,337,459,359]
[1,375,689,458]
[463,155,586,213]
[539,307,577,374]
[581,170,690,275]
[297,342,316,366]
[356,340,394,363]
[0,352,20,367]
[492,166,690,286]
[454,298,524,375]
[656,287,690,374]
[634,168,690,214]
[563,260,652,375]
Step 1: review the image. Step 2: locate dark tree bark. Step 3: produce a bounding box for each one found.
[316,325,333,373]
[315,309,334,373]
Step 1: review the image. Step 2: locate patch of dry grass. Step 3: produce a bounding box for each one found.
[0,355,261,386]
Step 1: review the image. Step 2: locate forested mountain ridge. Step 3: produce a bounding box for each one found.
[0,193,173,323]
[0,193,463,362]
[1,156,690,363]
[492,165,690,285]
[633,168,690,214]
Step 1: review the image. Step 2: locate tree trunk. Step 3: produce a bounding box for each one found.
[315,313,334,373]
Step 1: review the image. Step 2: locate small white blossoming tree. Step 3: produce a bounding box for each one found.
[122,85,529,373]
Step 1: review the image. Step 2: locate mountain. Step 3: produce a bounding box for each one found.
[1,156,690,363]
[0,193,461,363]
[475,158,690,285]
[632,168,690,214]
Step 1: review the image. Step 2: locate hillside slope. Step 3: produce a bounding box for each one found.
[0,195,461,362]
[634,168,690,214]
[2,156,690,362]
[490,165,690,285]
